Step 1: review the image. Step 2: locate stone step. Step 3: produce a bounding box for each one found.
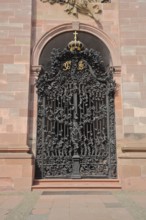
[32,179,122,191]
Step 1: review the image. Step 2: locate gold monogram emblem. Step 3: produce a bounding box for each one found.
[63,60,85,71]
[78,60,85,71]
[63,61,71,71]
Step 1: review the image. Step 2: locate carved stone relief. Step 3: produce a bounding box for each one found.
[40,0,111,22]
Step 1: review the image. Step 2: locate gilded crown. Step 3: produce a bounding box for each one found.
[67,31,84,52]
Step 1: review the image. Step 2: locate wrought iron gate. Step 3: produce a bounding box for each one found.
[35,33,117,179]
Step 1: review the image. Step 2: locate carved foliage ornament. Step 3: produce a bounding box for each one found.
[40,0,110,22]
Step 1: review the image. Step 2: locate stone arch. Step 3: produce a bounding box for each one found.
[32,23,120,67]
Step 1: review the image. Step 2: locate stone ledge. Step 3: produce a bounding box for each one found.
[118,152,146,159]
[122,146,146,152]
[0,145,31,153]
[114,66,121,76]
[0,152,34,159]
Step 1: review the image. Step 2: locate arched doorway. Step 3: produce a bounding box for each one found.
[35,31,117,179]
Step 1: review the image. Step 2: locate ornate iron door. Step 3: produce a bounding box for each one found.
[35,34,117,179]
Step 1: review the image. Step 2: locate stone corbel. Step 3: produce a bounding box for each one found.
[31,66,42,78]
[114,66,121,77]
[31,66,42,86]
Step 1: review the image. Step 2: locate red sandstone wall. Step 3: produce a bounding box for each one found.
[118,0,146,189]
[119,0,146,146]
[0,0,32,147]
[0,1,34,190]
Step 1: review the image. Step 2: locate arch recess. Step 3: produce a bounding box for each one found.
[29,22,123,176]
[32,23,120,67]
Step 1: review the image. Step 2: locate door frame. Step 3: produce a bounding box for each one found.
[29,23,122,179]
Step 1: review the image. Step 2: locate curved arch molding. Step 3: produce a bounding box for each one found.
[32,23,121,67]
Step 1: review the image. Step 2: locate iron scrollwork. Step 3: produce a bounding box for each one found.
[35,33,116,179]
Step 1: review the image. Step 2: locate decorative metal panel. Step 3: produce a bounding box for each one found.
[35,33,116,179]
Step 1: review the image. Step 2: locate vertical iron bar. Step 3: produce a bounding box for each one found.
[42,97,46,178]
[71,82,81,179]
[106,84,110,178]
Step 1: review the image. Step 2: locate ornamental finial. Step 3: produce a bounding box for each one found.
[67,31,84,52]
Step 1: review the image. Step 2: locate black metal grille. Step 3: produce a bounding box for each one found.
[35,45,117,179]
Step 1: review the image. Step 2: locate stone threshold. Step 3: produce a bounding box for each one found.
[32,179,122,191]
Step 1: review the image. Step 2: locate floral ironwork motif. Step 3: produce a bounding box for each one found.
[35,33,116,179]
[40,0,110,22]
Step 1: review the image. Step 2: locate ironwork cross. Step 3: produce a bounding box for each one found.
[73,31,78,42]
